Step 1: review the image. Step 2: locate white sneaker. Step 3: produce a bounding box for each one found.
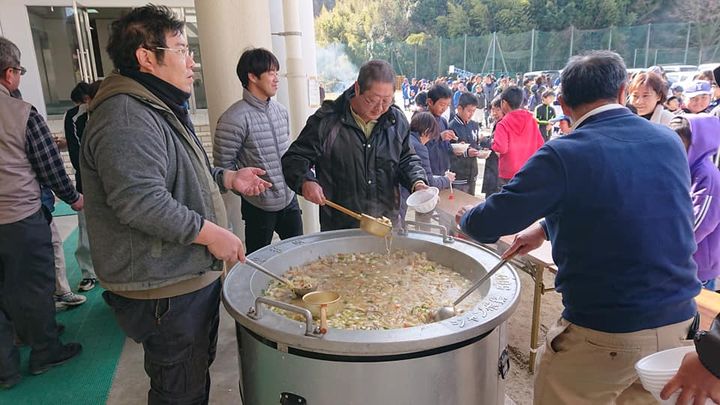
[54,292,87,311]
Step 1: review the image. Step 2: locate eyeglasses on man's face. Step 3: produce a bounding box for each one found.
[361,93,394,108]
[6,66,26,76]
[154,46,194,59]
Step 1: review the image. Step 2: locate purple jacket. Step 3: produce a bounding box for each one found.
[686,114,720,281]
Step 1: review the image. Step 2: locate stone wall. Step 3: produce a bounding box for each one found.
[49,110,213,180]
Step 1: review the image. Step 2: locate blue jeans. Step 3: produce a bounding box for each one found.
[103,280,221,405]
[702,278,717,291]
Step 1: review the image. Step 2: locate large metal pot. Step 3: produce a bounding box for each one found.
[223,224,521,405]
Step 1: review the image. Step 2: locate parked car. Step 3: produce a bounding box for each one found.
[661,64,698,73]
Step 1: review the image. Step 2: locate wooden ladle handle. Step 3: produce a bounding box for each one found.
[319,304,329,334]
[325,200,362,220]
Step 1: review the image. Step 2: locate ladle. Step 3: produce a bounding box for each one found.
[433,255,513,322]
[302,291,341,334]
[324,200,392,238]
[245,259,316,298]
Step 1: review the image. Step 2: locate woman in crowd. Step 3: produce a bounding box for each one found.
[628,72,674,126]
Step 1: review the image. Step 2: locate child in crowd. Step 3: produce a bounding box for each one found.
[400,112,455,219]
[492,86,544,186]
[549,115,572,139]
[449,92,490,196]
[666,96,681,113]
[534,90,557,141]
[669,115,720,292]
[425,84,457,175]
[480,97,503,198]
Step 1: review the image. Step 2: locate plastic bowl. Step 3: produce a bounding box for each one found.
[406,187,440,213]
[635,346,698,404]
[450,143,469,154]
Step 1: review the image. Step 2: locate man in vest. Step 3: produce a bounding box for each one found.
[0,36,84,388]
[80,6,270,403]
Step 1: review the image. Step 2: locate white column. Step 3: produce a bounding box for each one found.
[280,0,320,234]
[194,0,272,239]
[0,2,46,117]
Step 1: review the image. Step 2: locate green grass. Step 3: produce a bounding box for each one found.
[0,228,126,404]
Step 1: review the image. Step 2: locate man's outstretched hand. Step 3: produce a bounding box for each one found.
[225,167,272,196]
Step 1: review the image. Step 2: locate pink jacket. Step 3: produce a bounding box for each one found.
[492,109,544,179]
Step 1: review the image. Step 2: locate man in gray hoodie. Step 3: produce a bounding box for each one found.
[213,48,302,253]
[80,6,270,404]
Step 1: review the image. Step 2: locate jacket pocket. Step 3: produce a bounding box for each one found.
[151,238,162,258]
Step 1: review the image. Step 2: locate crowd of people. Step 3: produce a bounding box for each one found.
[1,4,720,405]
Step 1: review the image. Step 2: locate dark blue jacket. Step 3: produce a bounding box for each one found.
[426,115,451,175]
[461,106,700,333]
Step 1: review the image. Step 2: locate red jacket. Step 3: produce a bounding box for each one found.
[492,109,544,179]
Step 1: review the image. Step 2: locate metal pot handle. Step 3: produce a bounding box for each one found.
[247,296,321,337]
[399,220,454,243]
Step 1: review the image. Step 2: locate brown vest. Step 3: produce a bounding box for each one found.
[0,84,39,224]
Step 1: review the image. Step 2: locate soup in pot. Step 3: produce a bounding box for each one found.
[264,250,483,330]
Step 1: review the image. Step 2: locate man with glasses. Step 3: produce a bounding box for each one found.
[0,36,84,388]
[80,6,270,403]
[283,59,428,231]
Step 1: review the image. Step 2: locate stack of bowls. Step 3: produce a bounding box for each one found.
[635,345,711,404]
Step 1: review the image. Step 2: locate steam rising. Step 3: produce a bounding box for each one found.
[316,43,358,93]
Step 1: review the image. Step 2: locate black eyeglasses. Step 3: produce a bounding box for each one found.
[7,66,26,76]
[154,46,194,59]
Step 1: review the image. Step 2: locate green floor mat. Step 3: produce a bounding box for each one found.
[52,201,77,217]
[0,228,126,404]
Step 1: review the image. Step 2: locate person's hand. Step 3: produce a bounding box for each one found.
[502,223,546,259]
[441,130,458,142]
[302,180,326,205]
[661,352,720,405]
[70,193,84,211]
[546,124,553,132]
[413,182,429,192]
[455,204,475,225]
[195,220,246,262]
[53,135,67,150]
[225,167,272,196]
[445,171,456,182]
[467,148,480,157]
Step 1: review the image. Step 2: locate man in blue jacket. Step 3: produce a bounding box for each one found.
[457,51,701,404]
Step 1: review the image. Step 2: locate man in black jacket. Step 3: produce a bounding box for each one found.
[282,60,428,231]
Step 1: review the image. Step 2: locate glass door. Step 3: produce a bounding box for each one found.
[72,1,97,83]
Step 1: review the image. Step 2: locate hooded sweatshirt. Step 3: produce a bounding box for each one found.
[684,114,720,282]
[492,109,544,179]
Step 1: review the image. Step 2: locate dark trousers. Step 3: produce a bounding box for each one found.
[241,196,303,254]
[0,210,61,378]
[103,280,222,405]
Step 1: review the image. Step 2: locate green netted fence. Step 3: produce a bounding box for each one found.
[364,22,720,79]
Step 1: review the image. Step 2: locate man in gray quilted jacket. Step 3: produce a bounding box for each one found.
[213,48,302,253]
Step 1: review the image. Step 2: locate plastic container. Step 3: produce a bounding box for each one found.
[635,346,712,405]
[450,143,470,154]
[406,187,440,213]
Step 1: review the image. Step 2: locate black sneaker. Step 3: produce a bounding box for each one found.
[29,343,82,375]
[78,278,96,292]
[0,374,21,390]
